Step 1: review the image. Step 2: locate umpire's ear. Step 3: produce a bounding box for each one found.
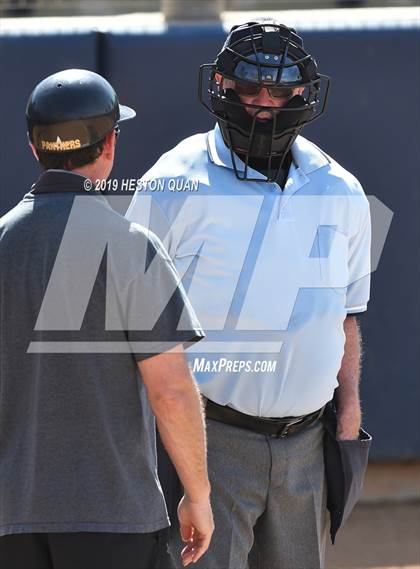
[215,73,235,91]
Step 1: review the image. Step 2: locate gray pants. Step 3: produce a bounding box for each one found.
[169,417,327,569]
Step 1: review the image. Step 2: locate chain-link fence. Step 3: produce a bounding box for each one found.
[0,0,157,16]
[0,0,417,17]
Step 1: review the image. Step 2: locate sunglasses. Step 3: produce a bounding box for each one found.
[233,82,296,100]
[114,125,120,138]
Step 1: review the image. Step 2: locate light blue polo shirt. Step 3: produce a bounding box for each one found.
[127,124,371,417]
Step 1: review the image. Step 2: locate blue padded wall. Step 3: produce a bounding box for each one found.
[0,25,418,459]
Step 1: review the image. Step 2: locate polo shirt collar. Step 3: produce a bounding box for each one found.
[31,169,92,195]
[207,123,330,181]
[207,123,267,181]
[291,135,330,176]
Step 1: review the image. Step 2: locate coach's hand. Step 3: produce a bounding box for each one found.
[178,494,214,566]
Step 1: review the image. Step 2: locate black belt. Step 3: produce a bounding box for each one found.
[204,398,326,438]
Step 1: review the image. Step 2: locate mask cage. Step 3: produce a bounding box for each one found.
[197,22,331,182]
[198,65,330,182]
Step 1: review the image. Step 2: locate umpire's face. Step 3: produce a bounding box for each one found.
[215,73,304,121]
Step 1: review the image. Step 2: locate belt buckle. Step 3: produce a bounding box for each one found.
[277,416,303,438]
[278,423,290,438]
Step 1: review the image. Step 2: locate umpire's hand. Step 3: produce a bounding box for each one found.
[178,494,214,566]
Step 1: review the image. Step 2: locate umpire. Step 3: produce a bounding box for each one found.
[0,69,213,569]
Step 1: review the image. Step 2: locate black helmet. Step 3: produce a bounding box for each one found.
[26,69,136,153]
[198,20,330,182]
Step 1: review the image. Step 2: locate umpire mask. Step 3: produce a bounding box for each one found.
[198,20,330,182]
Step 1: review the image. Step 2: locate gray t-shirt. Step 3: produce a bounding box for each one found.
[0,170,204,537]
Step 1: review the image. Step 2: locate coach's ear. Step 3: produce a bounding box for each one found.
[102,130,116,159]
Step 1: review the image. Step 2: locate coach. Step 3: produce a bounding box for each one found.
[0,69,213,569]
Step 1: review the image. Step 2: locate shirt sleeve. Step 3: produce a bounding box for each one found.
[124,230,204,362]
[346,198,371,315]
